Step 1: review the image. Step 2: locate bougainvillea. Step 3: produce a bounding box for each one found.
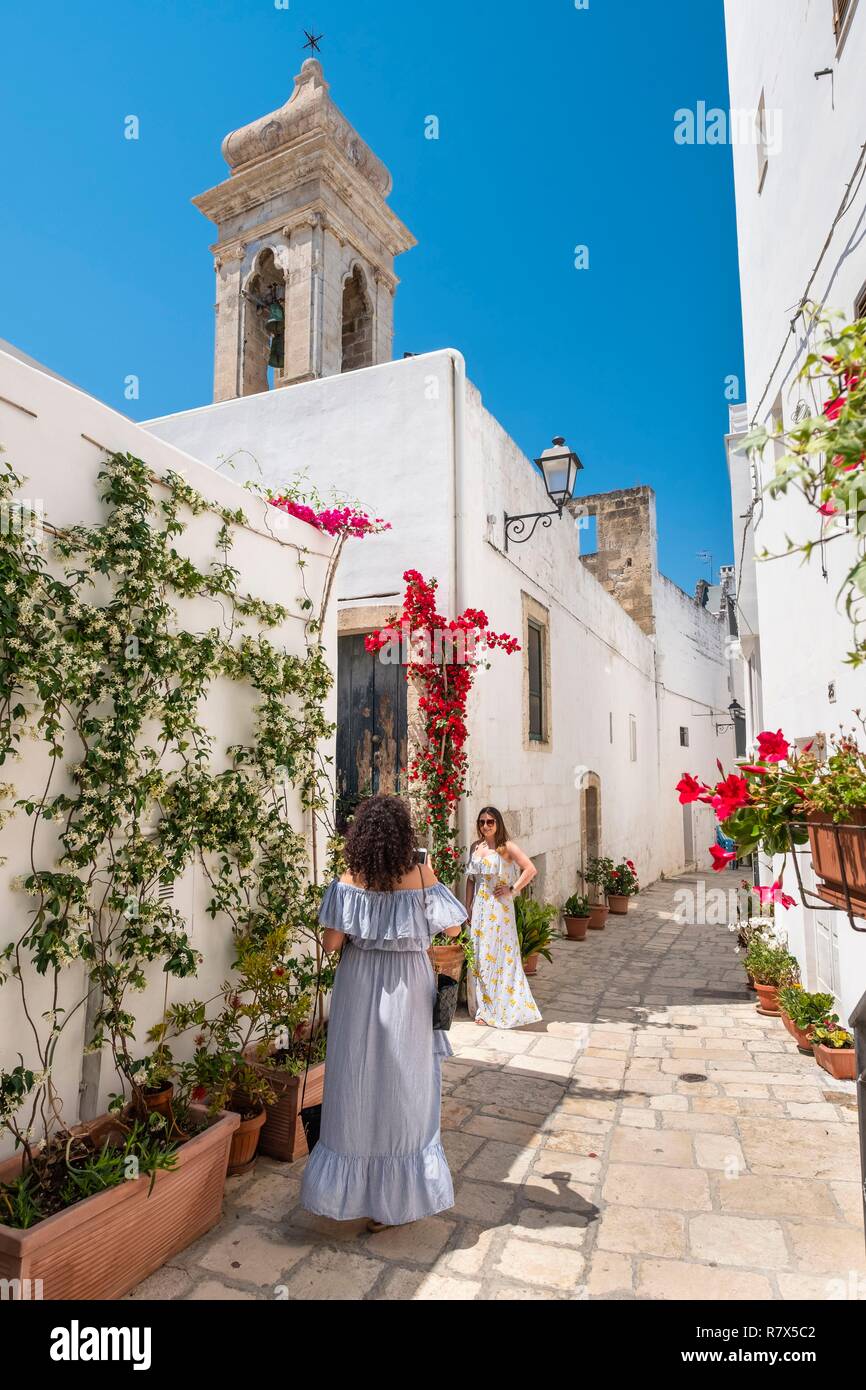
[366,570,519,883]
[268,495,390,539]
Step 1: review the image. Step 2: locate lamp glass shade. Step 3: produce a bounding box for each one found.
[535,438,582,506]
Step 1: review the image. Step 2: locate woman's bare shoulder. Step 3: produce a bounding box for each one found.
[394,861,437,890]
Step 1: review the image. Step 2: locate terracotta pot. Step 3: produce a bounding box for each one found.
[588,904,609,930]
[564,915,589,941]
[0,1107,238,1301]
[607,894,630,915]
[781,1011,814,1053]
[813,1041,857,1081]
[806,809,866,918]
[244,1050,326,1162]
[428,942,465,982]
[754,982,781,1016]
[227,1101,267,1177]
[523,953,539,976]
[142,1082,174,1120]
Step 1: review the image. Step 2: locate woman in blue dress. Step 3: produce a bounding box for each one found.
[300,795,467,1232]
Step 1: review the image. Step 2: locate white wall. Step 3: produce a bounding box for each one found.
[149,352,735,908]
[0,349,336,1154]
[725,0,866,1020]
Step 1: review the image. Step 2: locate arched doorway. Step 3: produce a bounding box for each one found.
[579,772,602,895]
[341,265,373,372]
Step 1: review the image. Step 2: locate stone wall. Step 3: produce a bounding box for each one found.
[575,486,658,635]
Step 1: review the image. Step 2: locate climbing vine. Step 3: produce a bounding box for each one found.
[0,451,341,1159]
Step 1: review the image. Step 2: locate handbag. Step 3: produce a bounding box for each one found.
[299,949,326,1152]
[420,866,462,1032]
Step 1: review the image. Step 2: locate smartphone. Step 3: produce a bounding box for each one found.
[414,847,429,865]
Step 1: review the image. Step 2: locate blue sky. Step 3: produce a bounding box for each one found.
[0,0,742,591]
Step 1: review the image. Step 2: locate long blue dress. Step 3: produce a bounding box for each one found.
[299,878,467,1225]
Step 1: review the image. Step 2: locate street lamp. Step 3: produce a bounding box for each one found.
[715,699,746,734]
[504,437,583,551]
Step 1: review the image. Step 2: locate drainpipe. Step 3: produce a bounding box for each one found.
[446,350,468,875]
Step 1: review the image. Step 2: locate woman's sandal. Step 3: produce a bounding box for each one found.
[367,1219,392,1233]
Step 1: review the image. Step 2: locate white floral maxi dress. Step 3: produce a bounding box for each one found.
[467,852,541,1029]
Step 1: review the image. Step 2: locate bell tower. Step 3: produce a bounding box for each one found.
[194,58,416,401]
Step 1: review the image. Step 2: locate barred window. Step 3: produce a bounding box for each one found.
[528,621,544,742]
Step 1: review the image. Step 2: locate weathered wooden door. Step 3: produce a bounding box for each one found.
[336,634,408,828]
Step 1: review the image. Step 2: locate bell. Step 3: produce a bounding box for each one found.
[267,330,285,369]
[266,302,284,329]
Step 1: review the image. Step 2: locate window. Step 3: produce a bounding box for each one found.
[756,91,769,193]
[679,726,690,748]
[522,594,550,749]
[629,714,637,762]
[856,279,866,321]
[609,712,614,744]
[834,0,853,37]
[528,621,544,741]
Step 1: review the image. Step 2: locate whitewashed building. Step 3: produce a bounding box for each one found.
[724,0,866,1021]
[146,58,736,908]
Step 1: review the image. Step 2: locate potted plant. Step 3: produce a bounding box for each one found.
[811,1019,857,1081]
[777,985,836,1053]
[802,732,866,916]
[515,897,556,976]
[562,893,591,941]
[585,856,614,929]
[607,860,639,914]
[430,926,473,982]
[743,937,800,1016]
[0,1070,239,1301]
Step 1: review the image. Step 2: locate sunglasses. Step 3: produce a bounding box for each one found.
[478,818,496,827]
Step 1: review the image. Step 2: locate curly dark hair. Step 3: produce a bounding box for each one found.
[343,794,418,892]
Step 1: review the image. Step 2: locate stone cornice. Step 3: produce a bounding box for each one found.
[193,134,416,259]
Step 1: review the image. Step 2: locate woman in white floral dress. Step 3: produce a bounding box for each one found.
[465,807,541,1029]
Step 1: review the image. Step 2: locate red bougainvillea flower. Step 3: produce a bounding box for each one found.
[756,880,797,911]
[191,1085,207,1102]
[710,844,737,871]
[711,773,751,820]
[676,774,704,804]
[738,764,769,776]
[756,729,789,764]
[818,501,839,517]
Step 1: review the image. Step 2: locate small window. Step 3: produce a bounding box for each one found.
[528,621,544,742]
[629,714,637,762]
[581,514,598,555]
[756,91,769,193]
[679,727,690,748]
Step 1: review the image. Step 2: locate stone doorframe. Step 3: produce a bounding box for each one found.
[578,771,602,898]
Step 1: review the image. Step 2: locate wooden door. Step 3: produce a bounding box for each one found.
[336,634,408,829]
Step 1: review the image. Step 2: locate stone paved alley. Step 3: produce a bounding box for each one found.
[129,874,865,1301]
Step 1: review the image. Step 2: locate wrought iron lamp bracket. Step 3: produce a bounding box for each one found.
[503,504,563,552]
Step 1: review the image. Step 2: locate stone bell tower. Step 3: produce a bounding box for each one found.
[193,58,416,401]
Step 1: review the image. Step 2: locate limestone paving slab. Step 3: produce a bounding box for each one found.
[125,873,863,1302]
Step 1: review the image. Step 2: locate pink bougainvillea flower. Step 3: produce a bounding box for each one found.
[756,729,789,764]
[739,764,769,776]
[756,880,797,911]
[818,501,839,517]
[710,845,737,871]
[676,774,704,804]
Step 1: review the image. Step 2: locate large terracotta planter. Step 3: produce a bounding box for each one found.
[806,809,866,917]
[588,904,608,930]
[227,1102,267,1177]
[564,915,589,941]
[607,894,631,915]
[0,1107,238,1301]
[754,982,781,1016]
[428,942,465,982]
[245,1050,326,1162]
[813,1041,857,1081]
[781,1011,814,1054]
[523,953,539,976]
